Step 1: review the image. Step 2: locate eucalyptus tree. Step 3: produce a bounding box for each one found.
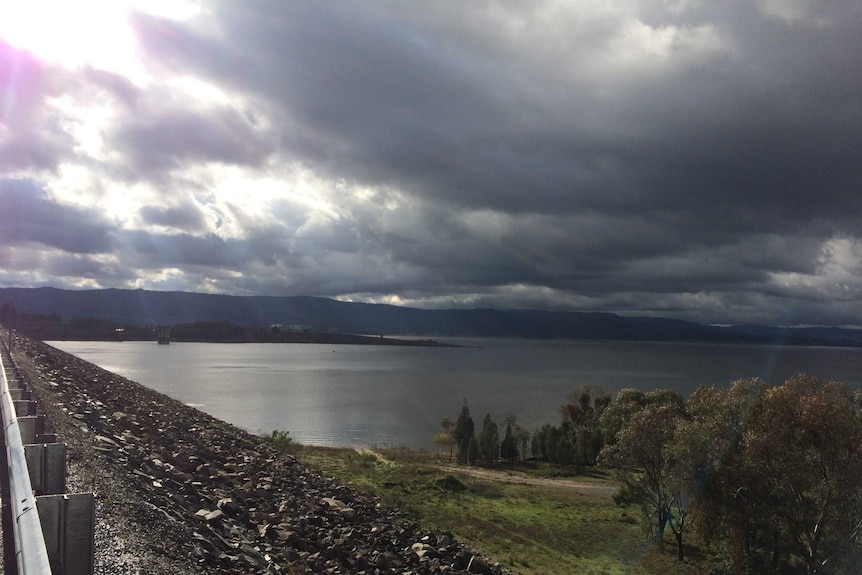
[672,378,765,567]
[600,388,685,446]
[678,376,862,573]
[560,384,611,465]
[598,389,688,550]
[742,376,862,575]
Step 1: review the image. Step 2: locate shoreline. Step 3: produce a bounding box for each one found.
[47,333,461,347]
[8,334,504,574]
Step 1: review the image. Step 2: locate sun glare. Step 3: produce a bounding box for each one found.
[0,0,198,81]
[0,1,128,68]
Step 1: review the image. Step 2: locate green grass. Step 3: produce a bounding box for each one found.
[292,445,705,575]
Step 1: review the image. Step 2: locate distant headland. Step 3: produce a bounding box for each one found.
[1,286,861,347]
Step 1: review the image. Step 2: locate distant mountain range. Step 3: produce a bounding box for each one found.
[2,286,861,347]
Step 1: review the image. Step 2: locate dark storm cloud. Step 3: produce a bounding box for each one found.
[123,231,245,269]
[135,0,862,309]
[115,106,272,174]
[133,3,519,191]
[44,252,120,281]
[177,0,862,224]
[2,2,862,325]
[0,179,115,253]
[119,223,290,271]
[139,201,207,232]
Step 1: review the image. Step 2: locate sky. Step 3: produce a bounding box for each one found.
[0,0,861,326]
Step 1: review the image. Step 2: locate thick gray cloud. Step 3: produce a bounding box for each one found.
[115,106,272,174]
[1,1,861,325]
[0,179,115,253]
[138,200,207,233]
[0,41,73,171]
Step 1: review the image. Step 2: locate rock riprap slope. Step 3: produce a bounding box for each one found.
[11,336,505,575]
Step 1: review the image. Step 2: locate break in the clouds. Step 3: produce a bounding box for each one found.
[1,0,861,326]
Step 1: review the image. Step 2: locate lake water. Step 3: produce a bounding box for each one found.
[47,339,862,448]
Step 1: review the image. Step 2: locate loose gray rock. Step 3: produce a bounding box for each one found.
[8,336,510,575]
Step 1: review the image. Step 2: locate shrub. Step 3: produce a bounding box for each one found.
[270,429,294,453]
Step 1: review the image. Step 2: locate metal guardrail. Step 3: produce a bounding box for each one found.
[1,345,53,574]
[1,332,95,575]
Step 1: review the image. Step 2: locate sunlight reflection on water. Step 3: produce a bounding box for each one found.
[49,339,862,448]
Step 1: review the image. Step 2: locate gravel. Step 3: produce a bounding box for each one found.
[7,335,508,575]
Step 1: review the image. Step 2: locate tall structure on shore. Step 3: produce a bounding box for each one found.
[156,325,171,344]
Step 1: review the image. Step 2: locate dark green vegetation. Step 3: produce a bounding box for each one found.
[599,377,862,574]
[438,378,862,574]
[5,286,862,345]
[270,429,294,452]
[287,444,700,575]
[439,386,610,469]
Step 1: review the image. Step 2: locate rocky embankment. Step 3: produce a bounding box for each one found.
[9,336,506,575]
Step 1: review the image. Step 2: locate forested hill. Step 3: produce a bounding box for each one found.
[1,286,861,346]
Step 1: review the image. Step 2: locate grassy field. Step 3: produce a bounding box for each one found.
[291,445,706,575]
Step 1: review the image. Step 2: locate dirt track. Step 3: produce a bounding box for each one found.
[356,449,619,498]
[436,465,619,498]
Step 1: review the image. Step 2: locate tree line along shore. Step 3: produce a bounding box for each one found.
[0,304,453,346]
[434,377,862,575]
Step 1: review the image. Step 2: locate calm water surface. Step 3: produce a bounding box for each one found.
[48,339,862,448]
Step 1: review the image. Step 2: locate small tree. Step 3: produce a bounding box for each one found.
[453,400,475,464]
[479,413,499,464]
[517,427,531,460]
[533,423,573,465]
[500,423,518,462]
[561,384,611,465]
[598,390,688,552]
[467,435,480,466]
[501,412,529,461]
[432,431,455,459]
[440,416,454,433]
[439,417,456,461]
[532,426,544,461]
[270,429,294,453]
[533,424,553,461]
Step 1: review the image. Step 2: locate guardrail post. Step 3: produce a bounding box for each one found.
[14,399,38,415]
[36,493,96,575]
[18,414,39,444]
[17,414,46,444]
[9,389,31,401]
[6,373,21,390]
[25,443,67,495]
